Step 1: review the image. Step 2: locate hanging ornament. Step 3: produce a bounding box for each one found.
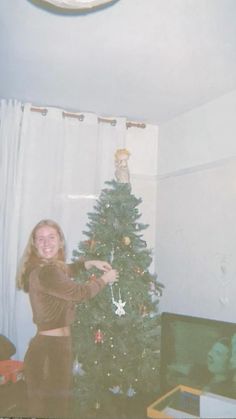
[122,236,131,246]
[114,299,126,316]
[94,329,104,344]
[110,248,115,264]
[72,357,85,376]
[95,401,100,410]
[89,273,97,281]
[109,385,123,394]
[127,386,136,397]
[110,285,126,317]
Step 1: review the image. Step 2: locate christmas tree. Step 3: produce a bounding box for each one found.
[72,150,164,419]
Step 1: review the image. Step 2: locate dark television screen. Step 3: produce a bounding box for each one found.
[160,312,236,399]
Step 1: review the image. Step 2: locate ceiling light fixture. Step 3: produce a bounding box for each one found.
[40,0,117,10]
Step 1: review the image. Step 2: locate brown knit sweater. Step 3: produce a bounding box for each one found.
[28,262,106,331]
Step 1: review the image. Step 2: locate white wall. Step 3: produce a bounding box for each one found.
[127,123,159,268]
[157,89,236,322]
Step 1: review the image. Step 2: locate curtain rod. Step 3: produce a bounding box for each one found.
[21,105,146,129]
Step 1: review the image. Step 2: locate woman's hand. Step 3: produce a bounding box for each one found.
[101,269,119,285]
[84,260,112,272]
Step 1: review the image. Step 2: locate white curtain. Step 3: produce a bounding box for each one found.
[0,100,127,359]
[0,99,23,349]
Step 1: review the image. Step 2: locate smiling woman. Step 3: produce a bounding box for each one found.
[34,225,62,260]
[16,218,118,418]
[39,0,118,10]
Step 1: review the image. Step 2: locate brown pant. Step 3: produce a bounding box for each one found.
[24,334,73,418]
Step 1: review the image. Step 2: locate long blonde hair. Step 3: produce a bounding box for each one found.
[16,219,66,292]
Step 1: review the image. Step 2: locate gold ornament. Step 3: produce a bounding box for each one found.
[122,236,131,246]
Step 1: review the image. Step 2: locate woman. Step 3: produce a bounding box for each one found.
[17,219,118,419]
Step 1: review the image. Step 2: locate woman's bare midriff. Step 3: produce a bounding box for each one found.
[39,326,70,336]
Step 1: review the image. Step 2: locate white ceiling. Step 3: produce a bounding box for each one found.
[0,0,236,125]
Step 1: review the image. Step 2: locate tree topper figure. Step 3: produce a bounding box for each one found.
[114,148,130,184]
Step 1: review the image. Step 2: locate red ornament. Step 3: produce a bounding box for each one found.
[94,329,104,344]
